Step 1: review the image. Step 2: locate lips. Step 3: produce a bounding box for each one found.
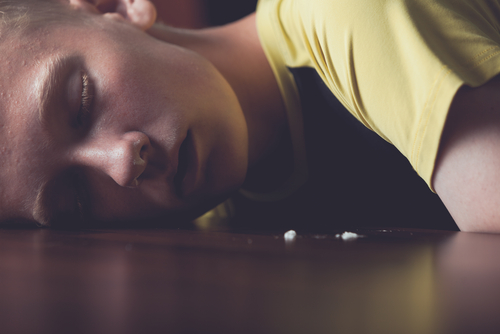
[173,131,190,198]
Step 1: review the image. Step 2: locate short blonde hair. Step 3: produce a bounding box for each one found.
[0,0,85,39]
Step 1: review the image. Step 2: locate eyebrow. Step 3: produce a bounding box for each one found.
[36,54,78,127]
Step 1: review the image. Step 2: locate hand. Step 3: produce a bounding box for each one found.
[67,0,157,31]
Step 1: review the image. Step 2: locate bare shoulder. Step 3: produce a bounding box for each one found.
[433,75,500,232]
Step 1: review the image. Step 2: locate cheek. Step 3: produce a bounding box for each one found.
[209,115,249,193]
[188,75,249,195]
[91,65,172,132]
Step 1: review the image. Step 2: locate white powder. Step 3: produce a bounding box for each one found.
[335,231,359,241]
[284,230,297,242]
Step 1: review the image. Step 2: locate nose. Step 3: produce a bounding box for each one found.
[74,131,151,188]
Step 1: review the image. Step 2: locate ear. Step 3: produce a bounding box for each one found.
[67,0,157,31]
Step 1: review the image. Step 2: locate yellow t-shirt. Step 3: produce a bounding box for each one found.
[255,0,500,191]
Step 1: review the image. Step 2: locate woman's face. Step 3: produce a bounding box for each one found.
[0,10,249,225]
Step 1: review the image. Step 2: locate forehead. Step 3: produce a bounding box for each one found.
[0,33,48,124]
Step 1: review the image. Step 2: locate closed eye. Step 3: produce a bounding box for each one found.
[76,70,94,127]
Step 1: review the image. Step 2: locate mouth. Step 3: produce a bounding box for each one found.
[173,131,191,198]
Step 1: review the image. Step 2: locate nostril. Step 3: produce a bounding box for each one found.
[131,139,148,167]
[74,131,152,189]
[130,133,150,162]
[140,142,148,160]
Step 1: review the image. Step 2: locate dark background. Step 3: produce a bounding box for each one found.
[151,0,258,28]
[205,0,259,25]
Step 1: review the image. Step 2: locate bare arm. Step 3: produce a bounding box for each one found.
[434,75,500,232]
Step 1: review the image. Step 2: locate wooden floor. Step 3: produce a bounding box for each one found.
[1,226,499,334]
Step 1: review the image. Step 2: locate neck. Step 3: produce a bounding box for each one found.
[147,14,287,169]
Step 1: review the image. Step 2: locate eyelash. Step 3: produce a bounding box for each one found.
[76,71,93,126]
